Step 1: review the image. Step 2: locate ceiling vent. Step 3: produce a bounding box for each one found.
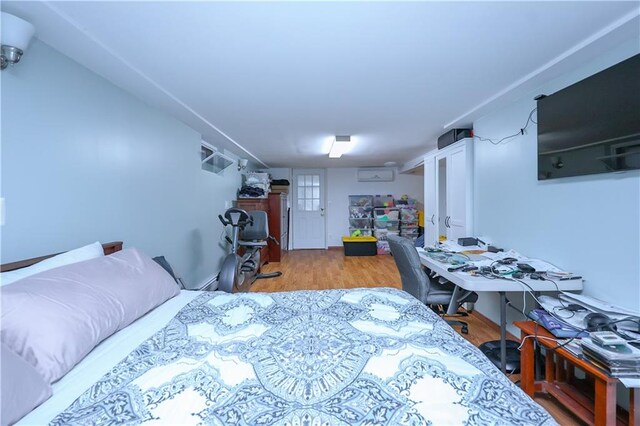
[357,168,394,182]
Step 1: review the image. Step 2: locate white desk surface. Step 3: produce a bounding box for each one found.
[417,249,584,293]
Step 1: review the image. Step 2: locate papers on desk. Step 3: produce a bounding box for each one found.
[429,242,572,275]
[538,295,593,330]
[437,240,482,253]
[560,293,640,318]
[559,293,640,332]
[538,295,640,332]
[480,249,525,261]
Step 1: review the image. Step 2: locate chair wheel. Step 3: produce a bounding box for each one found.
[461,325,469,334]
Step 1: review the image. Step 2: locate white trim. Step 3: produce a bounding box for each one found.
[195,272,218,291]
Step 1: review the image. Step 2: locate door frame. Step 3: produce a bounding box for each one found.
[291,168,327,249]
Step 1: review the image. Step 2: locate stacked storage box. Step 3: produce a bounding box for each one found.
[240,172,270,198]
[348,195,374,237]
[374,194,395,208]
[342,236,377,256]
[400,205,419,242]
[374,206,400,254]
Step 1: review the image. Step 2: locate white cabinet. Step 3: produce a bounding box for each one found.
[423,154,438,246]
[280,194,289,252]
[424,138,473,246]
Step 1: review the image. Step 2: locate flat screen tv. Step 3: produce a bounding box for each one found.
[537,54,640,180]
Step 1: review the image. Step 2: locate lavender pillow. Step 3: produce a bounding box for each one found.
[1,343,52,425]
[1,248,180,384]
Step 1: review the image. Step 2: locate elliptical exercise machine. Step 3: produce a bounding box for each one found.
[218,208,282,293]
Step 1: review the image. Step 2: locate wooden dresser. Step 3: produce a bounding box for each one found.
[236,193,287,268]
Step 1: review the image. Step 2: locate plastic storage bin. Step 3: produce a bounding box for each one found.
[349,218,372,229]
[374,220,400,231]
[342,236,377,256]
[400,228,419,237]
[374,229,400,241]
[374,208,400,221]
[374,195,395,207]
[376,240,391,255]
[349,206,373,219]
[400,207,419,222]
[349,228,373,237]
[349,195,374,207]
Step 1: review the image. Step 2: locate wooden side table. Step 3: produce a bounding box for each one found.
[514,321,638,426]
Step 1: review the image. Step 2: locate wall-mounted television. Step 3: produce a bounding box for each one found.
[537,54,640,180]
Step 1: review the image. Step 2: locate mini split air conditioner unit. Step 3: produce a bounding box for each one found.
[356,168,394,182]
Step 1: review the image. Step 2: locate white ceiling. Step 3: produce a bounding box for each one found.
[3,1,639,168]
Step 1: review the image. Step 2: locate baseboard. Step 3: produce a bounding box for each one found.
[328,246,342,250]
[194,272,218,291]
[471,310,519,341]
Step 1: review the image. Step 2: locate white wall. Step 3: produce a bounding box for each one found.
[1,40,243,288]
[326,168,423,246]
[263,168,292,181]
[472,44,640,335]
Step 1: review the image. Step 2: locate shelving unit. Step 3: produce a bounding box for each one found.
[347,194,417,253]
[374,206,400,254]
[399,205,419,242]
[348,195,374,237]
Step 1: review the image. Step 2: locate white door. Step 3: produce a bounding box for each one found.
[423,155,438,247]
[292,169,326,249]
[446,145,467,241]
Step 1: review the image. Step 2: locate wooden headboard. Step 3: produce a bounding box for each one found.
[0,241,123,273]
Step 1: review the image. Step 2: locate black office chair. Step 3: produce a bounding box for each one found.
[387,235,478,334]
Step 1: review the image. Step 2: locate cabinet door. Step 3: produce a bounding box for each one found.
[423,155,438,247]
[280,195,288,251]
[446,145,467,241]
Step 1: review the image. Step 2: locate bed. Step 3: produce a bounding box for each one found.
[1,242,556,425]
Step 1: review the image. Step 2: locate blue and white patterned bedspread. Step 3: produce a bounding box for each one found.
[51,288,555,425]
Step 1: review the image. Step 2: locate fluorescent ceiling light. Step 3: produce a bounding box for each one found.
[329,135,351,158]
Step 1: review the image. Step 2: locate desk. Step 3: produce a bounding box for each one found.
[516,320,638,426]
[417,248,583,373]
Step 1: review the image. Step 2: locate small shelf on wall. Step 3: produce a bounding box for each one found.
[201,142,234,174]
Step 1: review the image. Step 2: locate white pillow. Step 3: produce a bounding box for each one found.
[1,242,104,286]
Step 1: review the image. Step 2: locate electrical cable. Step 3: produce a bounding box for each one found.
[517,334,562,350]
[509,276,589,333]
[505,297,528,320]
[531,321,586,351]
[474,107,537,145]
[552,305,576,319]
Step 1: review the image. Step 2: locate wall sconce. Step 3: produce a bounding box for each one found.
[238,158,248,171]
[1,12,35,71]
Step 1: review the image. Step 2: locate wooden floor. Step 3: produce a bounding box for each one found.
[255,249,583,425]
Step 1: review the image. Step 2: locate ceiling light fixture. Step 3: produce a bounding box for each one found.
[329,135,351,158]
[1,12,35,71]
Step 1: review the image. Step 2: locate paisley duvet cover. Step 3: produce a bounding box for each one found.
[51,288,555,425]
